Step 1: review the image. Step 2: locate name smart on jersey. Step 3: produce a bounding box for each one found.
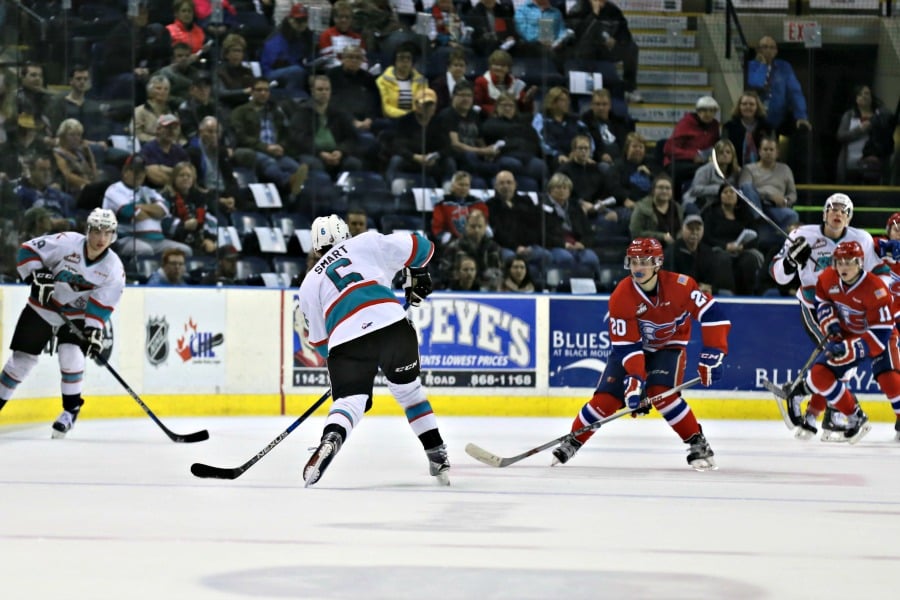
[411,299,532,367]
[312,246,350,274]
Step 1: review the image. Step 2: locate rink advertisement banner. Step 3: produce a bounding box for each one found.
[290,294,538,389]
[142,289,226,393]
[546,297,881,393]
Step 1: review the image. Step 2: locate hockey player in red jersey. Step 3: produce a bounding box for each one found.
[875,212,900,297]
[805,240,900,443]
[551,237,731,470]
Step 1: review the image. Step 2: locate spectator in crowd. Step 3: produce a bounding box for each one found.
[581,88,634,167]
[611,132,659,218]
[131,75,180,143]
[384,88,454,189]
[52,119,105,200]
[230,78,307,196]
[346,207,369,236]
[215,33,257,109]
[328,45,385,139]
[178,72,221,140]
[664,214,735,295]
[142,114,191,188]
[682,138,741,214]
[186,116,243,211]
[318,0,366,70]
[559,134,621,235]
[200,244,240,285]
[514,0,570,66]
[18,206,55,242]
[0,113,51,180]
[102,155,192,258]
[155,42,200,107]
[534,87,590,171]
[0,68,15,145]
[473,49,537,117]
[352,0,406,64]
[430,48,470,112]
[146,247,190,286]
[440,208,503,289]
[466,0,519,57]
[101,3,171,102]
[836,84,896,184]
[501,256,540,292]
[16,62,51,139]
[738,135,799,251]
[438,81,499,180]
[486,170,552,269]
[567,0,641,102]
[746,35,812,181]
[431,171,489,247]
[481,93,547,185]
[721,90,773,167]
[162,161,217,255]
[630,173,683,247]
[430,0,467,49]
[14,155,76,231]
[166,0,207,55]
[46,66,107,142]
[376,43,429,120]
[289,75,363,177]
[541,172,600,276]
[447,254,481,291]
[260,4,316,97]
[662,95,721,201]
[702,184,764,296]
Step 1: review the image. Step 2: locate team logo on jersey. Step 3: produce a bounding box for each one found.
[146,317,169,366]
[63,252,80,263]
[829,285,840,295]
[636,303,648,316]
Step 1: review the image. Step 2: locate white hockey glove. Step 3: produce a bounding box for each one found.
[403,266,432,307]
[83,327,104,359]
[28,269,55,306]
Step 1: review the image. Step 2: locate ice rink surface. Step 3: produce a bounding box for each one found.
[1,415,898,599]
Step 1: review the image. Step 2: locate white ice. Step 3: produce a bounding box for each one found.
[1,416,898,599]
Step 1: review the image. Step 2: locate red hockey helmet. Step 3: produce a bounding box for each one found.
[624,237,664,269]
[886,212,900,236]
[832,240,864,266]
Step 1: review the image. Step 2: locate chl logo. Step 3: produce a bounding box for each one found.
[146,316,169,366]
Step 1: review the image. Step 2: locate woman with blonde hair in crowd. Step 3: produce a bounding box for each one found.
[683,138,741,214]
[533,86,589,170]
[162,161,217,255]
[53,119,102,196]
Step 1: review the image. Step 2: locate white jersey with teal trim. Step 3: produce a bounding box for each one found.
[299,230,434,357]
[771,224,880,307]
[17,232,126,329]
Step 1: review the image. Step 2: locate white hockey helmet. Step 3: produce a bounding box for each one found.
[824,193,853,219]
[311,214,351,253]
[86,207,118,243]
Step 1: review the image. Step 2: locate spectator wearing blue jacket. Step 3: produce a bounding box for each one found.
[746,36,811,133]
[260,4,316,97]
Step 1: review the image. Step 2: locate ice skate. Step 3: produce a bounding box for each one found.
[685,428,717,471]
[793,411,818,440]
[844,407,871,445]
[551,438,582,466]
[820,407,849,443]
[425,444,451,486]
[51,405,82,439]
[303,432,343,487]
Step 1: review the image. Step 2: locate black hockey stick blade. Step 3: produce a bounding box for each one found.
[190,389,331,480]
[466,377,702,467]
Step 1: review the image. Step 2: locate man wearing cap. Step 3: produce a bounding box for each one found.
[664,213,735,295]
[260,4,316,96]
[102,155,193,258]
[0,113,52,180]
[142,114,190,188]
[200,245,240,285]
[663,95,721,202]
[385,87,454,189]
[178,72,221,140]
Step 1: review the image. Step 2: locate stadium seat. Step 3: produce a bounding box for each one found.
[235,256,271,281]
[135,256,161,280]
[381,214,427,235]
[272,256,306,282]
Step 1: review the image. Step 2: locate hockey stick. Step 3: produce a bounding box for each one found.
[465,376,702,468]
[711,148,791,240]
[191,388,331,479]
[762,336,829,430]
[57,312,209,443]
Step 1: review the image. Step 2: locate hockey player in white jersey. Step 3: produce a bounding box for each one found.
[299,214,450,486]
[770,193,886,439]
[0,208,126,437]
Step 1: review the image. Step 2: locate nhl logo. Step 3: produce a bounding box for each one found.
[146,316,169,366]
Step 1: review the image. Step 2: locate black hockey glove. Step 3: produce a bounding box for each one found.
[83,327,103,359]
[27,269,55,306]
[783,236,811,273]
[403,266,432,307]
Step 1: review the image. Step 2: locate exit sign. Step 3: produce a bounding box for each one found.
[783,21,819,43]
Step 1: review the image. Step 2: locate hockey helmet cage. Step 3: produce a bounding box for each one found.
[824,193,853,218]
[86,208,118,243]
[311,214,351,253]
